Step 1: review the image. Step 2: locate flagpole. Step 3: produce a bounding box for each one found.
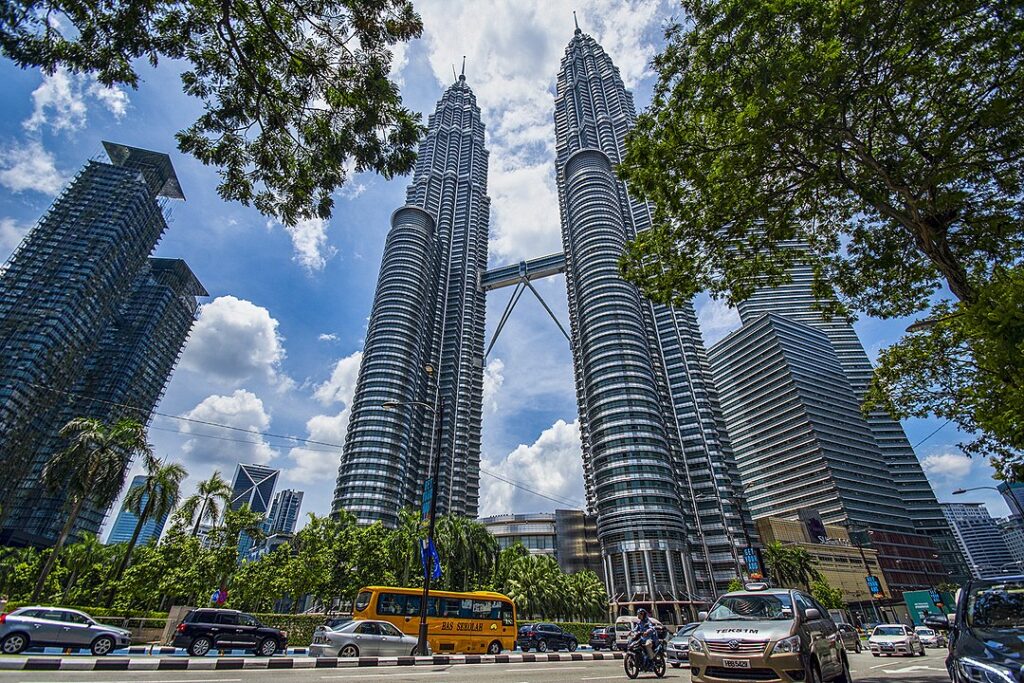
[416,397,444,656]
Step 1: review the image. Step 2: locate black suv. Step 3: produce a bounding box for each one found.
[517,623,578,652]
[173,608,287,656]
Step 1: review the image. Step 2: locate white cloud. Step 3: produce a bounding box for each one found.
[179,390,277,468]
[922,452,973,480]
[480,418,584,516]
[482,357,505,413]
[697,297,742,346]
[286,351,362,483]
[179,295,292,389]
[0,217,30,260]
[270,217,337,272]
[313,351,363,406]
[318,333,339,342]
[23,68,129,133]
[0,140,65,194]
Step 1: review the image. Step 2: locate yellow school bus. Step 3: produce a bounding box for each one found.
[353,586,517,654]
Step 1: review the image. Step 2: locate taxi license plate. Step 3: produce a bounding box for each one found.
[723,659,750,669]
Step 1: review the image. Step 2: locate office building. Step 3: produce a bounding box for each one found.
[554,25,754,621]
[480,510,603,579]
[941,502,1016,577]
[0,143,202,547]
[997,516,1024,569]
[755,516,888,616]
[732,251,967,580]
[105,475,172,546]
[999,482,1024,519]
[267,489,303,535]
[708,314,912,530]
[230,464,279,515]
[334,65,490,526]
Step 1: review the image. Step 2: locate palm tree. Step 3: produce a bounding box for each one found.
[60,532,105,601]
[788,546,822,591]
[762,541,799,588]
[178,471,233,537]
[106,453,187,605]
[31,418,151,601]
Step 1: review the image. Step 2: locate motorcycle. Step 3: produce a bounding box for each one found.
[623,632,666,679]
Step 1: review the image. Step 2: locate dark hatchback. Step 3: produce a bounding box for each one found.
[517,622,578,652]
[588,626,615,650]
[173,608,287,656]
[925,575,1024,683]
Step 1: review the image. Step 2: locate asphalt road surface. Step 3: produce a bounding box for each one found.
[0,648,952,683]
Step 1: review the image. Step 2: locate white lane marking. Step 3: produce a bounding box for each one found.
[581,677,634,681]
[503,666,588,671]
[882,665,946,673]
[321,673,446,680]
[28,680,242,683]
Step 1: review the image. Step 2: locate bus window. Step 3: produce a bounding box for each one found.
[440,598,461,618]
[377,593,404,616]
[355,591,371,612]
[501,603,514,626]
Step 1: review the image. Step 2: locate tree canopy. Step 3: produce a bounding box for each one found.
[619,0,1024,473]
[0,0,424,225]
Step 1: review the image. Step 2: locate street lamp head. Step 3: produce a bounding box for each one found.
[952,488,967,495]
[382,401,399,409]
[424,364,435,375]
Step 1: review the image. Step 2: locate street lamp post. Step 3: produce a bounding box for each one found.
[845,523,883,624]
[953,486,1024,520]
[382,366,445,657]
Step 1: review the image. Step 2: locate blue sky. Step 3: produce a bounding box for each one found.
[0,0,1011,534]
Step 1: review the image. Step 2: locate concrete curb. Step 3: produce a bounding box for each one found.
[0,651,623,671]
[24,645,310,657]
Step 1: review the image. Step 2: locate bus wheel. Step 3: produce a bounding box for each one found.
[487,640,502,655]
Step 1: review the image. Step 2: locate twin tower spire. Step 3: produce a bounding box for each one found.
[333,28,749,620]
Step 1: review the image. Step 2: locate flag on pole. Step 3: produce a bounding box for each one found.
[420,538,442,581]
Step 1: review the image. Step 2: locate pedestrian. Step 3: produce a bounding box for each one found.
[0,594,8,614]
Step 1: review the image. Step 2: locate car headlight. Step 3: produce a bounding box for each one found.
[770,635,801,655]
[956,658,1018,683]
[688,637,705,654]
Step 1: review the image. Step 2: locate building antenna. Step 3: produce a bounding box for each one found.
[452,64,458,82]
[573,10,580,32]
[460,55,466,78]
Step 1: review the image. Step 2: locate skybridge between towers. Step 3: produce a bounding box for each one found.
[479,252,571,358]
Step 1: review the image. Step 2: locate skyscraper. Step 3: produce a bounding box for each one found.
[999,482,1024,519]
[230,464,280,515]
[334,68,490,526]
[106,475,171,546]
[734,253,968,580]
[267,489,304,535]
[554,26,754,618]
[941,502,1016,577]
[0,142,202,547]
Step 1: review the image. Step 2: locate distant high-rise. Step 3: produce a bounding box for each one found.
[999,482,1024,519]
[334,67,490,525]
[0,142,202,548]
[733,253,968,581]
[230,464,279,515]
[554,26,754,619]
[941,502,1016,578]
[267,489,303,535]
[105,475,171,546]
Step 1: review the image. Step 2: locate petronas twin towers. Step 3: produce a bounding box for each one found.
[333,28,750,620]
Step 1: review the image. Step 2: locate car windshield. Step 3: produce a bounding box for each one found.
[707,594,793,621]
[915,628,934,636]
[966,579,1024,633]
[873,626,906,636]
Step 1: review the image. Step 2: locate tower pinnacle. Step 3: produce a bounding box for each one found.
[573,11,580,33]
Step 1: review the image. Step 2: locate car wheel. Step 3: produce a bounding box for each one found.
[855,641,862,653]
[188,636,213,657]
[872,653,879,657]
[340,644,359,658]
[918,644,927,656]
[520,643,530,652]
[90,635,116,657]
[538,640,548,652]
[568,640,577,652]
[487,640,502,655]
[833,654,852,683]
[1,633,28,655]
[257,638,278,657]
[671,662,681,668]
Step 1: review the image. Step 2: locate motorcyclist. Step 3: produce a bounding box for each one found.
[632,608,658,665]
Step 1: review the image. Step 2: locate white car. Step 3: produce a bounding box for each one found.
[913,626,945,648]
[869,624,926,657]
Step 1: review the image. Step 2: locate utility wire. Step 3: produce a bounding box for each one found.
[18,380,587,509]
[912,419,952,449]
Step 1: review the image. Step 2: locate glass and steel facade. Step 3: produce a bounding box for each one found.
[334,73,490,525]
[941,502,1017,578]
[734,253,967,580]
[105,475,171,546]
[267,489,304,535]
[0,143,203,547]
[554,28,754,620]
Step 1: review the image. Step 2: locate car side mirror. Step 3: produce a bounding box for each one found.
[923,616,950,631]
[804,608,821,621]
[698,611,708,621]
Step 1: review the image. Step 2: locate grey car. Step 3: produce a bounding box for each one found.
[309,619,421,658]
[0,606,132,656]
[836,623,862,653]
[667,623,699,668]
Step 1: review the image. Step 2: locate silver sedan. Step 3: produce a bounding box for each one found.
[0,606,132,656]
[309,619,421,658]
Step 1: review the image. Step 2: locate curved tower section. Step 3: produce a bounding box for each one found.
[556,27,754,619]
[334,73,490,525]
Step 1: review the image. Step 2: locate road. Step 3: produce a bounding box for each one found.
[0,648,952,683]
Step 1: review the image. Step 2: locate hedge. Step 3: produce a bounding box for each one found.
[252,613,327,647]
